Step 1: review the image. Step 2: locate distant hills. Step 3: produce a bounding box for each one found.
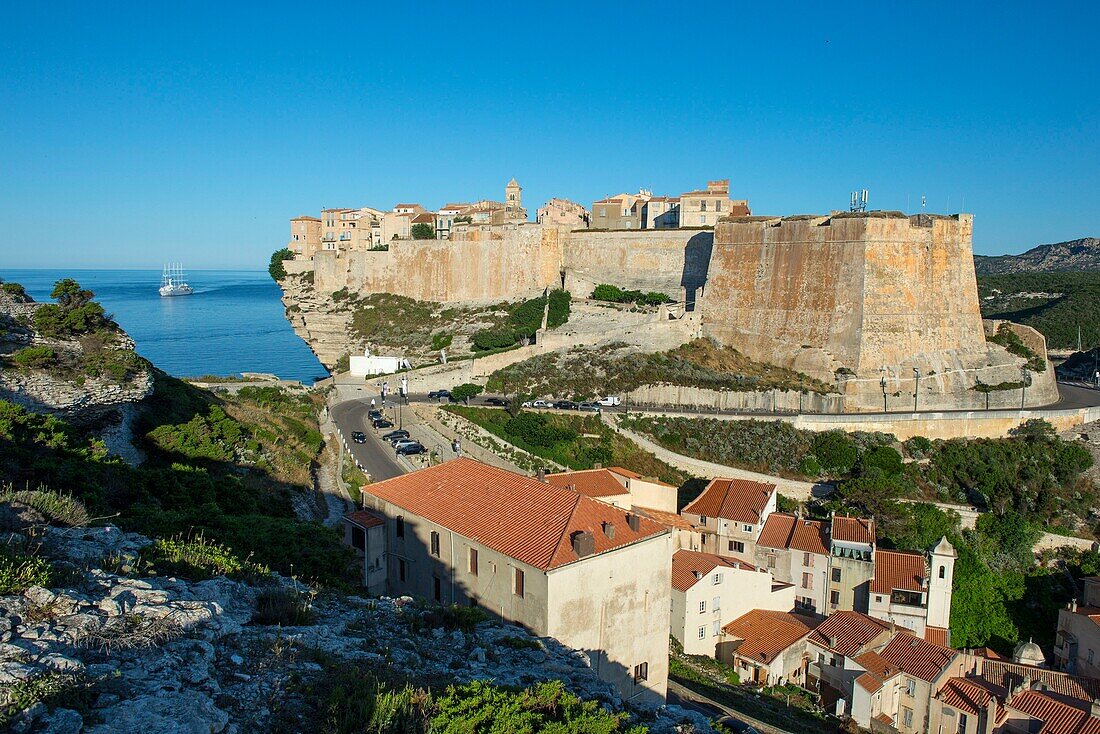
[974,237,1100,274]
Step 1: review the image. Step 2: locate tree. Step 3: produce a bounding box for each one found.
[859,445,904,476]
[812,431,858,473]
[450,383,483,404]
[268,248,294,280]
[472,327,516,351]
[50,278,93,309]
[411,223,435,240]
[591,284,624,302]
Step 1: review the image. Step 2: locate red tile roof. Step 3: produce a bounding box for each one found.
[722,610,816,664]
[856,672,884,693]
[672,550,757,593]
[854,651,900,681]
[832,516,876,545]
[682,478,775,524]
[393,203,422,209]
[634,506,695,531]
[979,660,1100,701]
[874,713,894,725]
[410,213,435,223]
[1008,690,1097,734]
[545,468,629,499]
[608,466,675,487]
[757,514,829,555]
[806,611,891,656]
[292,215,321,221]
[879,632,956,682]
[362,458,667,571]
[871,549,926,594]
[344,510,384,529]
[925,626,950,647]
[938,677,1005,716]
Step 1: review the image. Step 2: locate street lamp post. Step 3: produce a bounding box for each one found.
[1021,368,1031,409]
[880,368,888,413]
[913,367,921,413]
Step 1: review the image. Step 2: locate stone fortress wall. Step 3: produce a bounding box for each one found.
[285,211,1058,412]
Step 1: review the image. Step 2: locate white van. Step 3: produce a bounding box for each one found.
[597,396,621,407]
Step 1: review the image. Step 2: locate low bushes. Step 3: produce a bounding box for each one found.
[10,346,56,369]
[268,248,294,280]
[253,586,316,626]
[137,534,270,581]
[988,323,1047,372]
[0,544,54,595]
[590,284,671,306]
[0,486,90,527]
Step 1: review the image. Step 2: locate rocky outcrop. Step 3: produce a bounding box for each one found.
[975,237,1100,274]
[1,521,714,733]
[277,272,354,369]
[0,289,153,428]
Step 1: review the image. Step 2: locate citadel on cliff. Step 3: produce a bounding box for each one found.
[281,178,1057,414]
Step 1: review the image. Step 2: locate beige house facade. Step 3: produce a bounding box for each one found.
[681,477,777,564]
[1054,577,1100,678]
[359,458,672,704]
[537,198,589,227]
[678,179,750,228]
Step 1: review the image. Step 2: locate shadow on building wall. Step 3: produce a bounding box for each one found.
[681,232,713,311]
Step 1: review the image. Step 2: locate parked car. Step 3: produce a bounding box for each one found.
[367,409,382,420]
[485,397,508,407]
[351,431,366,444]
[578,402,601,413]
[396,442,427,456]
[392,438,419,449]
[532,399,551,408]
[552,400,577,410]
[597,396,621,407]
[382,429,409,442]
[372,418,394,429]
[428,390,452,401]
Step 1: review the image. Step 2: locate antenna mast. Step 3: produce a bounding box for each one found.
[849,189,868,213]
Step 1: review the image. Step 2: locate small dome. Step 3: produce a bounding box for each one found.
[933,536,957,557]
[1012,639,1046,667]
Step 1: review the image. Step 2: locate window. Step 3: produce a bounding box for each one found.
[396,516,405,539]
[513,568,525,598]
[876,595,883,603]
[939,565,946,579]
[903,708,913,728]
[802,572,812,589]
[712,596,720,612]
[469,548,478,576]
[430,531,440,557]
[398,559,407,582]
[699,600,706,613]
[351,526,365,551]
[633,662,648,683]
[830,591,840,606]
[906,678,916,697]
[767,554,776,569]
[742,524,753,533]
[712,620,721,636]
[700,215,707,224]
[729,540,744,553]
[698,626,706,640]
[832,568,841,583]
[701,201,708,211]
[958,713,968,734]
[803,552,812,566]
[712,572,723,585]
[700,515,708,524]
[1089,649,1095,665]
[433,576,441,601]
[600,207,606,217]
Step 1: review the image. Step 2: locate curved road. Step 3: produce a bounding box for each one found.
[329,398,406,482]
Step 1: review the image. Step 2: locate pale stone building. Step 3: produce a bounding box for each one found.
[544,466,677,514]
[678,179,750,228]
[671,550,795,656]
[717,609,817,685]
[288,215,321,258]
[437,203,470,239]
[537,198,588,227]
[359,458,672,704]
[755,513,832,614]
[590,192,642,229]
[867,537,956,642]
[1054,577,1100,678]
[680,477,777,564]
[341,510,386,595]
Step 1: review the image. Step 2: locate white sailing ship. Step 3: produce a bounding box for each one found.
[159,263,194,297]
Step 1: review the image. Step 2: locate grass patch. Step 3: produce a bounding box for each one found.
[0,486,90,527]
[0,543,54,595]
[253,585,316,626]
[136,534,271,581]
[445,405,687,485]
[486,338,832,400]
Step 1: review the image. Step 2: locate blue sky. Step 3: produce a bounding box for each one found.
[1,1,1096,269]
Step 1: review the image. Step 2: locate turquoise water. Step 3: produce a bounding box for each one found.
[1,269,328,384]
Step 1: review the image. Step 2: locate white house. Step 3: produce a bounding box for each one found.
[349,349,410,377]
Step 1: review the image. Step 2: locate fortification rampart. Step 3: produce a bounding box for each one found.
[562,229,711,303]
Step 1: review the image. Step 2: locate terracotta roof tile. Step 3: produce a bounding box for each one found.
[757,514,829,556]
[979,660,1100,701]
[545,468,629,499]
[682,478,775,524]
[925,626,950,647]
[608,466,676,487]
[362,458,667,571]
[1009,690,1096,734]
[344,510,384,529]
[292,215,321,221]
[854,651,900,681]
[871,549,926,594]
[722,609,816,664]
[806,611,891,656]
[410,213,435,223]
[875,713,894,725]
[938,677,1005,716]
[634,506,695,531]
[672,549,757,593]
[832,515,876,545]
[879,632,956,682]
[856,672,883,693]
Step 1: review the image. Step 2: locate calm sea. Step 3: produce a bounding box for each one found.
[0,269,329,384]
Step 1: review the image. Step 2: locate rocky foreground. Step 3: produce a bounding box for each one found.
[1,512,712,733]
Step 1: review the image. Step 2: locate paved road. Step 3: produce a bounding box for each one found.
[329,398,406,482]
[667,680,763,732]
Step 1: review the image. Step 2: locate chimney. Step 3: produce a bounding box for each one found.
[626,513,641,532]
[1071,598,1079,613]
[602,521,615,540]
[829,636,838,649]
[536,468,547,483]
[594,462,602,469]
[571,531,595,558]
[1091,700,1100,719]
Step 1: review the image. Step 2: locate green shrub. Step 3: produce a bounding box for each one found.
[0,673,89,728]
[859,445,904,476]
[1,282,28,299]
[11,346,56,369]
[411,222,435,239]
[798,455,822,477]
[451,383,483,403]
[253,586,315,626]
[504,411,577,448]
[0,545,54,595]
[591,284,625,302]
[546,289,571,328]
[319,668,427,734]
[509,296,546,338]
[138,534,269,581]
[811,431,858,473]
[0,486,89,526]
[431,332,453,350]
[268,248,294,280]
[472,327,517,351]
[903,436,933,457]
[499,635,542,651]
